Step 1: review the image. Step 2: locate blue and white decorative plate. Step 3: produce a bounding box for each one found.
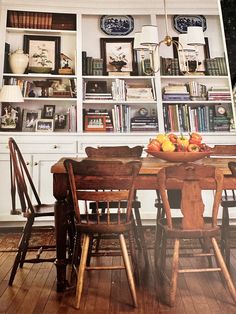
[173,15,207,33]
[100,15,134,36]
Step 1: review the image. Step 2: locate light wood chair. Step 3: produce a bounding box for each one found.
[211,145,236,270]
[85,145,149,268]
[63,158,141,309]
[8,137,55,286]
[155,162,236,306]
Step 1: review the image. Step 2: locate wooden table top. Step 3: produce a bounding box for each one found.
[51,156,236,176]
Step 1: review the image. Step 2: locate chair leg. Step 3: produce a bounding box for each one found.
[221,206,230,270]
[119,233,138,307]
[211,237,236,303]
[170,239,180,307]
[19,217,34,268]
[133,206,149,268]
[75,234,90,309]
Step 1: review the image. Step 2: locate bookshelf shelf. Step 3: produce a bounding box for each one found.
[6,27,76,35]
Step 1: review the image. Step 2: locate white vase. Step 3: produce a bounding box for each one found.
[9,49,29,74]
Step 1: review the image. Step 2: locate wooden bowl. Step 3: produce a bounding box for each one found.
[145,150,211,162]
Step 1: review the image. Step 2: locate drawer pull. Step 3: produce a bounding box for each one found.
[54,145,58,149]
[34,162,38,166]
[26,162,30,165]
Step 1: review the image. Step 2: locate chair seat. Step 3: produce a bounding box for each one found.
[158,220,220,238]
[23,204,55,217]
[79,213,133,234]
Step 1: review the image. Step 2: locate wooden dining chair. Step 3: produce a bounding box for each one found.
[63,158,142,309]
[155,162,236,306]
[211,145,236,270]
[8,137,56,286]
[85,145,149,268]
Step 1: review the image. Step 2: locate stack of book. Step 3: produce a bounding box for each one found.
[163,84,190,101]
[111,104,130,132]
[205,57,227,76]
[130,116,158,132]
[207,87,231,101]
[111,79,126,101]
[213,116,231,131]
[187,81,207,100]
[126,87,154,101]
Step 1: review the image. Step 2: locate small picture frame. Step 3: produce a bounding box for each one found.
[86,81,107,94]
[35,119,54,132]
[84,115,106,132]
[22,109,41,132]
[54,114,67,130]
[42,105,55,119]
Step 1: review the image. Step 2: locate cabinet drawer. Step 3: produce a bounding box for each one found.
[1,141,77,154]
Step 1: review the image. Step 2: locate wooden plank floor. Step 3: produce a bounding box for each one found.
[0,239,236,313]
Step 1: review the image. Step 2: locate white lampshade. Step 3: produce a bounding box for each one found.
[134,32,148,50]
[140,25,159,46]
[187,26,205,46]
[178,34,195,51]
[0,85,24,102]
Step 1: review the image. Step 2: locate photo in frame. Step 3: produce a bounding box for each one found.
[22,109,41,132]
[173,37,210,73]
[54,114,67,130]
[84,115,106,132]
[23,35,61,74]
[42,104,55,119]
[100,38,136,75]
[35,119,54,132]
[0,105,21,131]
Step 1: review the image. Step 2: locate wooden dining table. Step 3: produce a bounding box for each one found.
[51,156,236,292]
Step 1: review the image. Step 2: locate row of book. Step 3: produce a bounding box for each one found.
[83,108,158,133]
[82,52,104,76]
[205,57,228,76]
[163,103,232,133]
[7,10,53,29]
[162,83,231,101]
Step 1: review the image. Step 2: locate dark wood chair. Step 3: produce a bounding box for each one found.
[85,145,149,267]
[155,162,236,306]
[63,158,142,309]
[8,137,56,286]
[211,145,236,270]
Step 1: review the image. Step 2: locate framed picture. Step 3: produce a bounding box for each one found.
[100,38,136,75]
[55,114,67,130]
[173,37,210,73]
[173,15,207,33]
[84,115,106,132]
[23,35,61,74]
[0,105,21,131]
[86,81,107,94]
[22,109,41,132]
[100,15,134,36]
[35,119,54,132]
[42,105,55,119]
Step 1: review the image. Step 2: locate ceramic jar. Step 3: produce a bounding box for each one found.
[9,49,29,74]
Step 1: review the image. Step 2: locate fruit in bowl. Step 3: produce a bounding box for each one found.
[146,133,212,161]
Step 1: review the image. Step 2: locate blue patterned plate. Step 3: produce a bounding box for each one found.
[100,15,134,36]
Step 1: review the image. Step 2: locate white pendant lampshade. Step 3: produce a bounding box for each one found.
[187,26,205,46]
[140,25,159,46]
[0,85,24,102]
[178,34,196,51]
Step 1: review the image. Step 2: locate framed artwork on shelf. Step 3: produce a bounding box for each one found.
[35,119,54,132]
[42,104,55,119]
[173,15,207,33]
[23,35,61,74]
[173,37,210,73]
[86,81,107,93]
[100,38,136,75]
[22,109,41,132]
[54,114,67,130]
[0,105,21,131]
[100,15,134,36]
[84,115,106,132]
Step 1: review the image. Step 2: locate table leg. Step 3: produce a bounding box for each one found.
[54,199,69,292]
